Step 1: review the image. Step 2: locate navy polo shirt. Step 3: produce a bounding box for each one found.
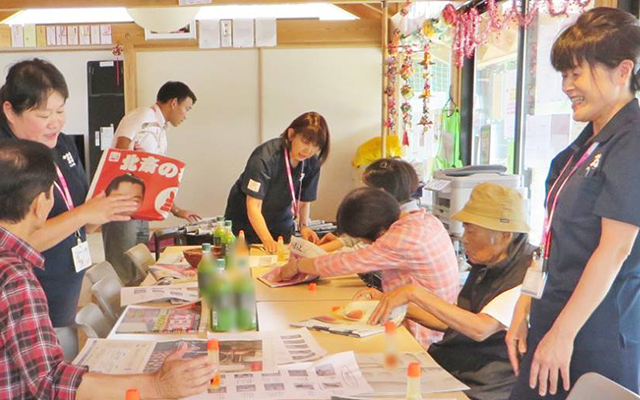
[532,98,640,350]
[0,116,89,327]
[224,138,321,243]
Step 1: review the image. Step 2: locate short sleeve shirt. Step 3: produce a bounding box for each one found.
[532,98,640,347]
[0,116,89,327]
[111,104,168,155]
[224,138,321,236]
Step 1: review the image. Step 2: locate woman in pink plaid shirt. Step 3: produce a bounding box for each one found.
[276,187,459,348]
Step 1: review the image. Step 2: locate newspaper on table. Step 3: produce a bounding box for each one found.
[257,237,325,288]
[290,301,407,338]
[272,328,327,364]
[74,334,277,374]
[157,250,276,269]
[187,351,373,400]
[114,304,202,334]
[120,282,199,306]
[355,352,469,395]
[86,149,186,221]
[148,263,197,281]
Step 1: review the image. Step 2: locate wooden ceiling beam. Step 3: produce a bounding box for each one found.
[0,11,20,22]
[0,0,416,11]
[336,4,382,20]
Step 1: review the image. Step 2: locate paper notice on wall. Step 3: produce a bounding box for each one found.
[198,19,220,49]
[232,19,254,48]
[36,26,47,47]
[67,25,79,46]
[23,24,36,47]
[55,25,67,46]
[79,25,91,45]
[90,25,101,44]
[10,25,24,47]
[99,125,114,151]
[255,19,277,47]
[100,24,112,44]
[220,19,232,47]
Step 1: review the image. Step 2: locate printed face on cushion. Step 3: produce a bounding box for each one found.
[3,90,66,149]
[287,129,320,164]
[110,182,144,213]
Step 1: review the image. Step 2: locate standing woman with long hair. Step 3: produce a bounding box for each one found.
[224,112,330,252]
[507,8,640,399]
[0,59,137,331]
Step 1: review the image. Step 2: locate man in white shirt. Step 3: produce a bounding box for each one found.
[364,183,535,400]
[103,81,201,285]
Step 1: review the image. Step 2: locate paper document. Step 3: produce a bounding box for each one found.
[187,351,372,400]
[114,304,202,334]
[120,283,198,306]
[257,237,325,288]
[356,352,469,395]
[272,328,326,364]
[199,19,220,49]
[291,301,407,338]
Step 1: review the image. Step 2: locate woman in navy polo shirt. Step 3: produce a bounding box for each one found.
[224,112,330,252]
[507,8,640,399]
[0,59,137,329]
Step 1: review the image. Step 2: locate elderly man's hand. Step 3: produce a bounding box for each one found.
[153,343,216,398]
[368,284,417,324]
[273,259,299,281]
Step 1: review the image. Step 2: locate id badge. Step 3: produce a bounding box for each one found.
[521,254,547,299]
[71,239,92,273]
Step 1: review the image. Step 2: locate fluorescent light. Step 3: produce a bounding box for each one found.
[3,4,357,25]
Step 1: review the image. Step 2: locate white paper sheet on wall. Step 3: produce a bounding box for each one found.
[220,19,232,47]
[23,24,36,47]
[90,25,101,45]
[55,25,67,46]
[255,19,277,47]
[67,26,79,46]
[46,26,56,46]
[198,19,220,49]
[100,24,112,45]
[233,19,254,48]
[79,25,91,45]
[10,25,24,47]
[179,0,212,4]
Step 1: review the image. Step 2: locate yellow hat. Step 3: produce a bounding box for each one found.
[452,183,529,233]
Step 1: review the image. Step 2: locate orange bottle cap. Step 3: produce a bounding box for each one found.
[407,362,421,378]
[278,236,284,242]
[385,321,396,333]
[331,306,341,312]
[126,389,140,400]
[207,339,219,351]
[239,230,245,235]
[309,282,317,291]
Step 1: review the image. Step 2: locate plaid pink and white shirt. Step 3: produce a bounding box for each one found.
[0,226,87,399]
[315,209,459,348]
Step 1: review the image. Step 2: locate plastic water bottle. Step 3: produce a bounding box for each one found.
[235,256,256,330]
[222,221,236,266]
[197,243,214,299]
[277,236,287,262]
[383,321,400,370]
[210,258,235,332]
[405,362,422,400]
[212,217,226,258]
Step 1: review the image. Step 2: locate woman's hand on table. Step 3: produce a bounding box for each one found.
[81,193,138,225]
[274,259,299,281]
[173,208,202,223]
[368,284,416,324]
[352,287,383,301]
[263,237,278,254]
[153,343,216,398]
[300,226,320,244]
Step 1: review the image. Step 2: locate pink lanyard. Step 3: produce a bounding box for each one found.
[284,148,304,220]
[541,142,599,258]
[54,165,75,211]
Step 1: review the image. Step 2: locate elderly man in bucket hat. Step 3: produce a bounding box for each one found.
[368,182,535,400]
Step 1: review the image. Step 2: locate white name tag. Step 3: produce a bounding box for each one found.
[521,256,547,299]
[247,179,261,193]
[71,240,92,273]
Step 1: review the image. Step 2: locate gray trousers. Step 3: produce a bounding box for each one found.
[102,219,149,286]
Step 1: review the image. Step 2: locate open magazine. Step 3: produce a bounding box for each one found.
[291,300,408,338]
[257,236,326,288]
[86,149,186,221]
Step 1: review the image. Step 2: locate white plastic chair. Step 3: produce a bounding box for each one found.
[85,261,121,285]
[54,326,79,362]
[566,372,640,400]
[90,275,123,324]
[124,243,155,279]
[75,302,113,338]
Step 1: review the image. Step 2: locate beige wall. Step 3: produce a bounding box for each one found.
[136,47,381,228]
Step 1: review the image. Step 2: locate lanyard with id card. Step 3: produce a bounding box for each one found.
[54,165,92,273]
[522,142,599,299]
[284,148,305,231]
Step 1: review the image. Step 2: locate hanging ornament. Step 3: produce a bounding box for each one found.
[111,44,124,87]
[418,43,433,132]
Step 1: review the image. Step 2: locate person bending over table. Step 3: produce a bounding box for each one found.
[224,112,330,253]
[366,183,534,400]
[275,187,459,349]
[0,140,215,399]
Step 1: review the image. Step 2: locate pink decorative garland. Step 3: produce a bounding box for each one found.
[443,0,590,67]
